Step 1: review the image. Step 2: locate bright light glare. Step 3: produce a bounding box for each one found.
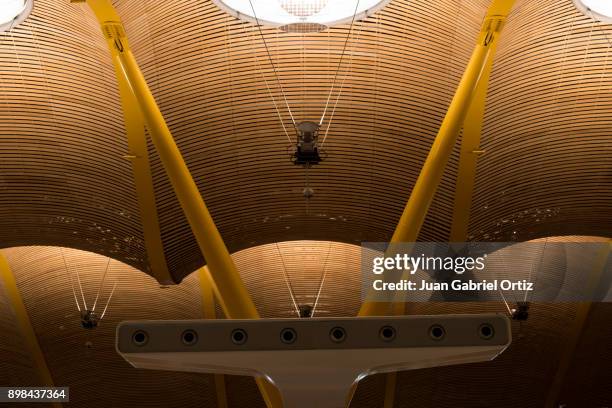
[0,0,28,31]
[0,0,26,25]
[575,0,612,22]
[213,0,389,30]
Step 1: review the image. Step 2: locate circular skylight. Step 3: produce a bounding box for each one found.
[213,0,390,32]
[0,0,33,32]
[573,0,612,23]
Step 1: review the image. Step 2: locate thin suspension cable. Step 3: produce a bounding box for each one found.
[498,290,513,316]
[319,19,365,148]
[247,0,298,130]
[311,242,332,317]
[100,281,117,320]
[276,243,301,316]
[61,248,81,312]
[319,0,360,126]
[240,22,293,144]
[525,239,547,302]
[92,257,111,311]
[61,247,88,310]
[496,245,519,304]
[74,264,88,310]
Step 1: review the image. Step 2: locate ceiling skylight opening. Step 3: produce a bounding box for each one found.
[573,0,612,23]
[0,0,33,32]
[213,0,391,33]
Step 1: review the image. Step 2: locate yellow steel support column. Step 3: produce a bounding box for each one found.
[358,0,516,318]
[199,267,228,408]
[0,253,62,408]
[382,372,398,408]
[354,2,515,406]
[83,2,281,405]
[448,37,500,242]
[114,50,173,285]
[85,0,257,320]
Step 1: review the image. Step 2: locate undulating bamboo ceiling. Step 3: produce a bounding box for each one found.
[0,0,610,284]
[1,238,610,407]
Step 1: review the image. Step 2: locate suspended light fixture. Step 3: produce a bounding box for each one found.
[0,0,33,32]
[213,0,390,32]
[573,0,612,23]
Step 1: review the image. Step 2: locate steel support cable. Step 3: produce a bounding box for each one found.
[275,243,301,316]
[495,245,518,314]
[311,242,332,317]
[319,18,365,148]
[100,281,117,319]
[61,248,82,312]
[61,247,88,310]
[92,257,111,311]
[247,0,298,131]
[318,0,361,127]
[240,22,293,144]
[525,239,547,302]
[498,289,513,316]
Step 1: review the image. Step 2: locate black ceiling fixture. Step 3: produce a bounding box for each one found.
[292,121,323,166]
[511,301,530,321]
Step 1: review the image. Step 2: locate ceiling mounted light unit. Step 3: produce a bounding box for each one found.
[573,0,612,23]
[213,0,390,32]
[0,0,33,32]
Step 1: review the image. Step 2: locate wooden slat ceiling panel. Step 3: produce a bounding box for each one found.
[0,246,218,407]
[115,0,487,281]
[0,0,148,271]
[0,0,609,284]
[473,0,612,242]
[1,236,609,406]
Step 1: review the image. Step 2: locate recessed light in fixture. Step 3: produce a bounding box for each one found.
[213,0,390,32]
[0,0,33,32]
[573,0,612,23]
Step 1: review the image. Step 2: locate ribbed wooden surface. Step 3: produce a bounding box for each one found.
[1,236,610,407]
[0,0,147,272]
[1,246,218,408]
[116,0,611,280]
[234,240,363,318]
[0,0,152,269]
[473,0,612,242]
[0,0,609,283]
[112,0,491,280]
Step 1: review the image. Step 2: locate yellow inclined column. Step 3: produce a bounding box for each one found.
[199,267,229,408]
[448,37,500,242]
[83,1,282,406]
[84,0,257,320]
[112,46,173,285]
[358,0,516,318]
[111,47,260,319]
[0,254,62,408]
[354,1,516,406]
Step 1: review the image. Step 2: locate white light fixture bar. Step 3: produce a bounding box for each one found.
[117,314,511,408]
